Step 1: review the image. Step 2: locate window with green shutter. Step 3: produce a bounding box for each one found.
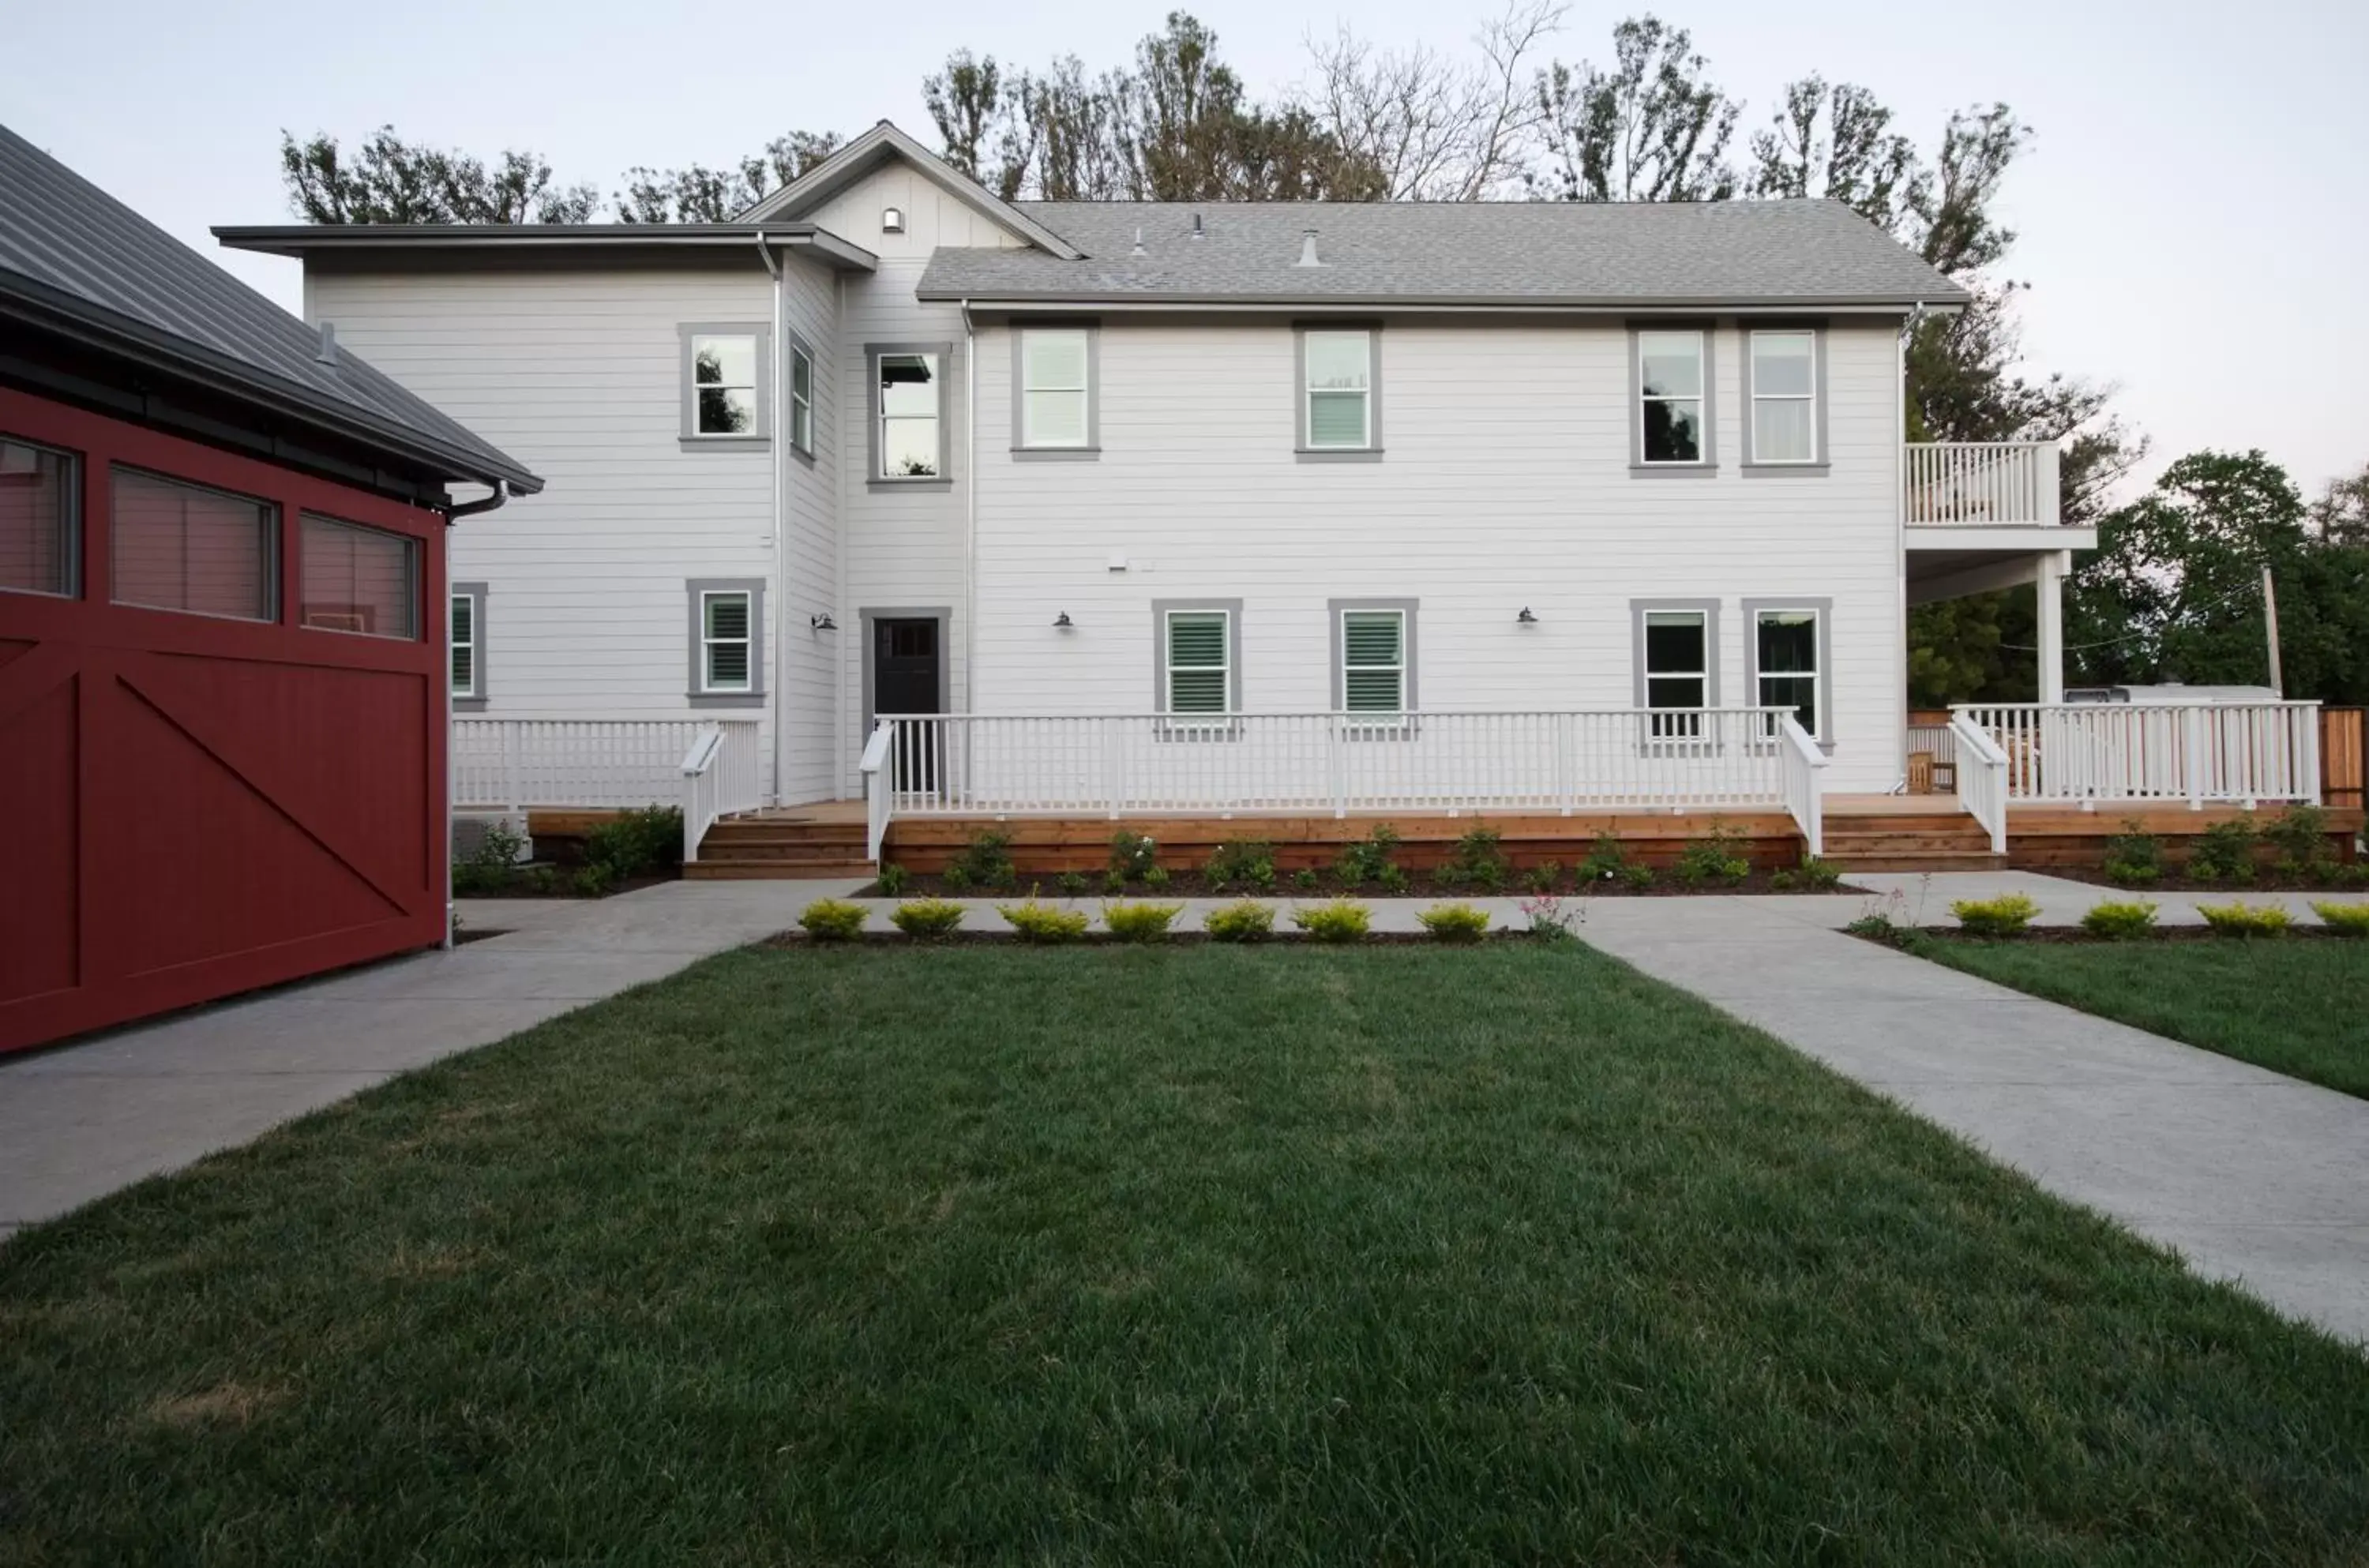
[449,591,477,697]
[1165,610,1230,714]
[1341,610,1405,714]
[1304,330,1372,449]
[703,590,753,692]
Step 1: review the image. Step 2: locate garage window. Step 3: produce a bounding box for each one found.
[111,467,275,622]
[0,436,77,598]
[301,514,418,639]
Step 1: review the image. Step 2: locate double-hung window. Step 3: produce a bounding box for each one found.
[1748,331,1818,464]
[0,435,77,598]
[1162,608,1232,722]
[689,332,760,437]
[1753,606,1823,739]
[1019,328,1091,450]
[700,589,753,693]
[1340,609,1406,716]
[1301,330,1374,451]
[1643,608,1710,739]
[1636,330,1708,465]
[449,590,481,700]
[877,351,942,478]
[788,342,814,457]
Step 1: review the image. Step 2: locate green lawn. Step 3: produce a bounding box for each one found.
[6,944,2369,1566]
[1911,936,2369,1100]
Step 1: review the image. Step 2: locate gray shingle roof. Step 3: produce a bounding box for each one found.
[918,198,1966,309]
[0,125,539,494]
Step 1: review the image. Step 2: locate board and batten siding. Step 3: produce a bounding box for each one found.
[969,317,1906,793]
[306,261,823,803]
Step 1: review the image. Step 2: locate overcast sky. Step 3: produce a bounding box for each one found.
[8,0,2363,495]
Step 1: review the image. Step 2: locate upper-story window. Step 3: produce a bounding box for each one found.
[1748,331,1818,464]
[0,435,77,598]
[692,335,757,435]
[875,349,944,479]
[1637,330,1708,465]
[1019,328,1092,450]
[111,467,276,623]
[788,341,815,458]
[1301,329,1376,452]
[299,513,417,639]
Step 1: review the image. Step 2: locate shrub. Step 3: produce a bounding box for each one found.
[1797,856,1843,891]
[1203,900,1276,943]
[1376,863,1410,895]
[1622,864,1656,891]
[570,865,614,898]
[1102,871,1128,895]
[1519,893,1580,942]
[1676,820,1751,887]
[874,863,910,898]
[584,805,683,880]
[1445,825,1509,891]
[1057,870,1089,897]
[1845,912,1904,945]
[1334,824,1399,888]
[1950,893,2040,937]
[1291,868,1321,893]
[1204,838,1277,892]
[2311,902,2369,937]
[2101,820,2163,887]
[2080,900,2158,940]
[999,895,1091,943]
[891,898,967,940]
[2195,900,2290,937]
[1293,898,1372,943]
[450,818,528,895]
[520,865,559,895]
[952,829,1016,889]
[1523,861,1563,895]
[1109,829,1159,881]
[1579,831,1631,883]
[798,898,868,942]
[2186,819,2258,883]
[942,864,971,891]
[1103,900,1184,943]
[1767,868,1799,891]
[1416,902,1492,943]
[1142,865,1173,890]
[2265,805,2336,874]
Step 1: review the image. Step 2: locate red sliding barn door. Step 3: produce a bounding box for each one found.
[0,388,448,1055]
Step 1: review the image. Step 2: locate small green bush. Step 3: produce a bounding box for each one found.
[1376,863,1410,895]
[874,863,910,898]
[1767,868,1799,891]
[1798,856,1843,891]
[1204,838,1277,892]
[2080,900,2158,940]
[1057,870,1089,897]
[1103,900,1184,943]
[2102,820,2163,887]
[1102,870,1128,895]
[1335,824,1399,887]
[952,829,1016,889]
[1676,820,1751,887]
[570,865,614,898]
[1445,825,1509,891]
[1000,896,1091,943]
[520,865,559,895]
[1416,902,1492,943]
[2311,902,2369,937]
[2264,804,2335,873]
[1579,831,1631,883]
[942,864,972,891]
[798,898,869,942]
[2187,818,2257,883]
[891,898,967,940]
[1293,898,1372,943]
[1622,864,1655,891]
[1203,900,1277,943]
[1109,829,1159,881]
[450,818,529,895]
[1142,865,1173,890]
[1950,893,2040,937]
[2194,900,2290,937]
[1523,861,1562,895]
[1291,868,1321,893]
[1845,912,1903,945]
[584,805,683,880]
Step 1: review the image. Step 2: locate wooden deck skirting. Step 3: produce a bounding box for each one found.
[1999,804,2363,870]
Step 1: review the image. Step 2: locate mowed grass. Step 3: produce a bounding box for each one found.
[6,945,2369,1566]
[1913,936,2369,1100]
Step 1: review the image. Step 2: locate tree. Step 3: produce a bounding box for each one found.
[614,132,843,223]
[925,51,1004,182]
[1532,15,1739,201]
[280,127,599,223]
[1746,76,1924,234]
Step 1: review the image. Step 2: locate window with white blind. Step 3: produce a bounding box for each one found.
[1748,330,1819,464]
[1017,328,1094,451]
[1156,605,1237,719]
[1300,328,1378,453]
[300,513,417,639]
[111,467,276,622]
[1338,608,1407,715]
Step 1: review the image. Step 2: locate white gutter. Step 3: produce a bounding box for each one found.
[1894,302,1923,795]
[758,234,785,805]
[962,297,978,713]
[441,482,509,949]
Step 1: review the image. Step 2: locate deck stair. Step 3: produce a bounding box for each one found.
[1819,803,2003,873]
[686,808,875,880]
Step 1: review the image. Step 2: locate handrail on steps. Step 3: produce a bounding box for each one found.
[1947,713,2010,855]
[1777,715,1828,856]
[679,727,726,865]
[858,722,894,864]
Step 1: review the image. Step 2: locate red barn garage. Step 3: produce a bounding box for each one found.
[0,127,541,1056]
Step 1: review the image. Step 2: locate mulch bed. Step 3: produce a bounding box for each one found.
[764,929,1560,949]
[450,925,513,946]
[2033,867,2369,895]
[454,868,678,900]
[1853,926,2363,948]
[866,869,1865,899]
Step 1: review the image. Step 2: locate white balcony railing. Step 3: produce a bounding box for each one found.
[453,718,760,812]
[1955,703,2321,806]
[1904,441,2062,527]
[862,708,1824,857]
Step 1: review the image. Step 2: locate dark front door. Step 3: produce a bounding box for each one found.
[873,617,941,793]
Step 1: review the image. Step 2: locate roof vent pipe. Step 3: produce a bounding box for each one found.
[1130,227,1146,256]
[1190,212,1204,239]
[313,321,337,363]
[1296,228,1322,267]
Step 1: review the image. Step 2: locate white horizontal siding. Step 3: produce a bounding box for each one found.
[776,257,842,804]
[971,318,1905,792]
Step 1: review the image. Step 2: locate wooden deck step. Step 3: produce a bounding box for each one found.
[684,859,877,881]
[1821,804,2000,871]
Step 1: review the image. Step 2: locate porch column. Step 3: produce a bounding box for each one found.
[2036,550,2067,705]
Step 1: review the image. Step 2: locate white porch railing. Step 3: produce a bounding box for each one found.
[1955,702,2321,806]
[860,722,895,863]
[1903,441,2062,527]
[863,707,1822,853]
[1949,713,2010,853]
[454,718,727,811]
[681,723,766,863]
[1778,717,1828,856]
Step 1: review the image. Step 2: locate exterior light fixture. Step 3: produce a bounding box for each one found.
[1517,607,1538,624]
[809,613,837,631]
[881,206,904,234]
[1053,611,1075,629]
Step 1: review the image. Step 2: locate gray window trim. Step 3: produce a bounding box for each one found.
[1295,322,1383,460]
[866,340,955,491]
[1010,321,1100,460]
[678,323,772,450]
[1739,321,1830,475]
[1628,321,1718,475]
[686,577,766,707]
[0,434,79,599]
[784,328,817,467]
[859,606,953,728]
[1631,598,1722,710]
[451,580,488,711]
[1743,595,1835,748]
[1328,598,1418,715]
[1152,599,1244,717]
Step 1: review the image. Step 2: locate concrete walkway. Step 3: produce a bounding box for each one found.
[0,880,858,1240]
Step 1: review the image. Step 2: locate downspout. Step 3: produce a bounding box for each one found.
[758,234,785,805]
[442,481,507,949]
[1894,303,1923,795]
[961,298,977,714]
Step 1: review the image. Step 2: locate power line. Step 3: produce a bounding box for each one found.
[1995,576,2264,655]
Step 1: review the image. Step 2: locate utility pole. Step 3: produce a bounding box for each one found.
[2262,565,2284,696]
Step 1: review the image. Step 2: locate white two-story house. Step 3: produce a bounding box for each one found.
[222,121,2323,878]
